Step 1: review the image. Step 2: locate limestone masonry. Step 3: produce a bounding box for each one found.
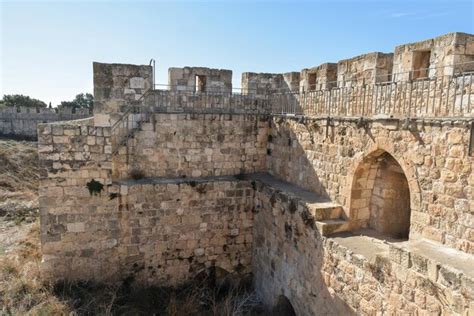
[39,32,474,315]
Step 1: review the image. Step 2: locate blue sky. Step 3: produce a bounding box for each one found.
[1,0,473,105]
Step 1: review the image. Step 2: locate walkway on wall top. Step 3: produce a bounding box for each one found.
[137,64,473,119]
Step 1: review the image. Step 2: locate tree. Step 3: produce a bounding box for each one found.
[2,94,47,108]
[59,93,94,112]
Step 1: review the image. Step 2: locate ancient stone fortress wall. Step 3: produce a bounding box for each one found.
[0,106,90,139]
[38,117,255,284]
[38,31,474,315]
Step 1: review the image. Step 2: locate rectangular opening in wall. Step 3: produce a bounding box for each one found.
[195,75,207,92]
[308,73,317,91]
[412,50,431,80]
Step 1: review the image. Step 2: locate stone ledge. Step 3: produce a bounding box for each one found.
[327,230,474,300]
[115,174,249,187]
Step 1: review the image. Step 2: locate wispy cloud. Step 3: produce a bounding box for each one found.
[390,12,416,18]
[412,11,450,20]
[389,10,450,20]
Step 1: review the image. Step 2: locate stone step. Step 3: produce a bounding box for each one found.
[307,202,343,221]
[316,219,351,236]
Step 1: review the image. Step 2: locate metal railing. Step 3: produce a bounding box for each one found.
[272,72,473,118]
[153,84,257,95]
[142,89,268,114]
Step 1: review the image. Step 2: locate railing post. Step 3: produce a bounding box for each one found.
[468,73,473,116]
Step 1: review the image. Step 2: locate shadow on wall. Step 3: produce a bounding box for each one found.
[253,180,357,315]
[268,116,354,202]
[271,295,296,316]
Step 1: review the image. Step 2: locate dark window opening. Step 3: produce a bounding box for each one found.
[412,50,431,80]
[308,73,317,91]
[195,75,207,92]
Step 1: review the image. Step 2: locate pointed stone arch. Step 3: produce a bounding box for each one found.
[345,142,421,239]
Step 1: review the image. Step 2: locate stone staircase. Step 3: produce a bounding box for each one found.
[250,173,351,236]
[111,109,151,157]
[307,202,351,236]
[110,89,155,157]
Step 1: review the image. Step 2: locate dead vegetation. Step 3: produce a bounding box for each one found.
[0,139,39,222]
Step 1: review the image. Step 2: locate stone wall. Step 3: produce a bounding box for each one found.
[117,177,254,285]
[0,106,90,139]
[168,67,232,93]
[337,52,393,87]
[267,117,473,253]
[358,152,411,239]
[113,113,269,179]
[252,178,474,315]
[300,63,337,92]
[93,62,153,126]
[38,117,255,284]
[241,72,300,97]
[38,119,117,281]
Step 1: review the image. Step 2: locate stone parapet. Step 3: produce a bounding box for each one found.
[168,67,232,93]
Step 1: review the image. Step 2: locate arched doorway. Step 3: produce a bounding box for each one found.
[351,150,411,239]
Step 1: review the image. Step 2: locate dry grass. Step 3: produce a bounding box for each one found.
[0,139,39,221]
[0,221,71,315]
[0,139,39,193]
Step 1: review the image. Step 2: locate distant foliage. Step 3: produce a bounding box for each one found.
[2,94,47,108]
[59,93,94,112]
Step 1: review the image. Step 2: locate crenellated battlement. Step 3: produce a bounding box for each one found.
[0,106,90,115]
[0,106,91,139]
[90,32,473,124]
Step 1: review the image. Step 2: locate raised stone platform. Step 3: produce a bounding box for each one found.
[248,173,349,236]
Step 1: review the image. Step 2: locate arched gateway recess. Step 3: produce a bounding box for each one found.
[350,151,411,239]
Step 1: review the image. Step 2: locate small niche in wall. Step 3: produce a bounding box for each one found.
[411,50,431,80]
[308,73,317,91]
[195,75,207,92]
